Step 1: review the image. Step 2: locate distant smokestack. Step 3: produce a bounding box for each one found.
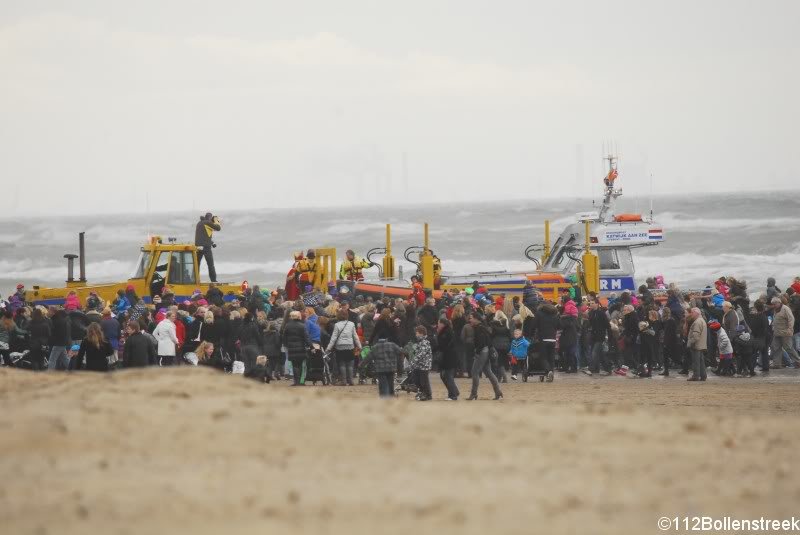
[79,232,86,282]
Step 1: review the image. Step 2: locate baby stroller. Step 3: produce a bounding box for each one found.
[525,343,551,382]
[396,370,419,394]
[357,346,378,385]
[307,346,332,385]
[9,350,35,369]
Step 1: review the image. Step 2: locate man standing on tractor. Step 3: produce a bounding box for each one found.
[339,250,373,282]
[195,212,221,283]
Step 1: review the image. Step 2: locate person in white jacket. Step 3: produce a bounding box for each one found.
[152,312,179,366]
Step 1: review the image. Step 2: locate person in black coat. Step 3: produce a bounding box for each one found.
[621,305,641,369]
[370,309,398,345]
[238,310,264,374]
[195,213,221,282]
[28,308,51,371]
[281,311,310,385]
[122,320,155,368]
[660,307,679,377]
[748,300,771,373]
[75,323,114,372]
[558,310,579,373]
[436,319,460,400]
[262,321,283,379]
[206,283,225,307]
[48,308,72,370]
[534,303,560,380]
[490,317,512,381]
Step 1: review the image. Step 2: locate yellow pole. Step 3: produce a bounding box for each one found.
[585,220,591,252]
[543,219,551,263]
[383,224,395,279]
[421,222,434,290]
[581,221,600,294]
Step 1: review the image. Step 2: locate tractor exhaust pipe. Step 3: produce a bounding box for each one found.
[79,232,87,282]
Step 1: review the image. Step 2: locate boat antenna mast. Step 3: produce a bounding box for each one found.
[598,141,622,223]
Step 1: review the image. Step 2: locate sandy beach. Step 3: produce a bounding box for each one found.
[2,367,799,535]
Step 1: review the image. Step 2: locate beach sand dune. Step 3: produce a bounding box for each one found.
[1,367,798,534]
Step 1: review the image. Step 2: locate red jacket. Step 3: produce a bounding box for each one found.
[175,320,186,347]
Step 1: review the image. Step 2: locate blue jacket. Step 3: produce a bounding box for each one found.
[114,296,130,316]
[667,295,685,321]
[306,314,321,343]
[510,337,530,359]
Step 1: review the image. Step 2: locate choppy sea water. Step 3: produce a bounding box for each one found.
[1,192,798,298]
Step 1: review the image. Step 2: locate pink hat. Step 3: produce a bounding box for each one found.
[197,299,208,306]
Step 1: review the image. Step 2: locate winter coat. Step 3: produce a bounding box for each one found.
[417,304,438,329]
[262,330,281,358]
[748,311,769,340]
[510,337,530,359]
[29,318,51,349]
[559,313,579,348]
[49,312,72,347]
[716,328,733,355]
[588,308,611,344]
[152,319,178,356]
[76,339,113,372]
[722,310,739,338]
[305,315,321,343]
[772,305,795,337]
[195,216,220,248]
[238,320,264,351]
[123,331,155,367]
[282,319,310,361]
[360,314,376,343]
[128,301,147,323]
[113,296,131,316]
[206,286,224,307]
[436,326,459,370]
[64,293,81,311]
[522,285,540,311]
[200,320,222,347]
[68,311,89,342]
[663,317,680,356]
[667,294,685,321]
[361,339,401,374]
[326,320,361,352]
[8,292,25,314]
[687,316,708,351]
[410,338,433,371]
[473,323,492,352]
[369,318,396,345]
[622,311,640,345]
[101,318,121,350]
[535,304,559,342]
[490,320,511,354]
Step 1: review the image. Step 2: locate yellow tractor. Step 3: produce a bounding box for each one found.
[24,233,242,307]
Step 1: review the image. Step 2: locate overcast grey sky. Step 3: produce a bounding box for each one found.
[1,0,798,215]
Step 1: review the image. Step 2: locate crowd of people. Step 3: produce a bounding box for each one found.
[2,274,800,400]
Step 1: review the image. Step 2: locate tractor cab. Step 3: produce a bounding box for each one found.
[133,236,202,298]
[24,234,241,307]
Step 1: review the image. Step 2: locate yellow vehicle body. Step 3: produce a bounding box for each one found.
[24,236,241,307]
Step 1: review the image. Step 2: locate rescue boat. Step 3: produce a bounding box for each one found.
[349,154,664,301]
